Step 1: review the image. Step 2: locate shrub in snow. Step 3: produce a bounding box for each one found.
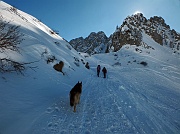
[113,62,121,66]
[0,58,38,74]
[73,57,80,67]
[41,49,57,64]
[0,16,23,53]
[49,30,56,35]
[74,61,80,67]
[0,58,25,74]
[85,62,90,69]
[0,16,37,74]
[46,55,56,64]
[74,57,79,62]
[140,61,148,66]
[54,41,60,45]
[81,59,85,64]
[9,6,18,14]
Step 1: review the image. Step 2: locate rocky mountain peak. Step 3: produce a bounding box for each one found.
[69,13,180,54]
[69,31,110,55]
[111,13,180,52]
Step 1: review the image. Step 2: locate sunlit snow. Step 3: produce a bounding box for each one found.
[0,1,180,134]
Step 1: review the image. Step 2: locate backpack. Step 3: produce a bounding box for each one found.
[97,65,101,71]
[102,67,107,73]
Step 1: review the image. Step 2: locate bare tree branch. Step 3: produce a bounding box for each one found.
[0,16,23,53]
[0,16,39,75]
[0,58,39,75]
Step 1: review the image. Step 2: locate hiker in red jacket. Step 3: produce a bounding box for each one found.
[102,67,107,78]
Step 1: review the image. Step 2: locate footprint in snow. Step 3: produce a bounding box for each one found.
[55,107,60,112]
[48,122,52,127]
[119,85,126,90]
[60,130,67,134]
[84,130,91,134]
[46,107,54,113]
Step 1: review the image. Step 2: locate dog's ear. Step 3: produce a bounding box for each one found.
[80,81,82,85]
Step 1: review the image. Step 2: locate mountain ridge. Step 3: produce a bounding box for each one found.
[69,13,180,55]
[69,31,110,55]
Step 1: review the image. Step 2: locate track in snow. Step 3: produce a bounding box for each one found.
[31,68,180,134]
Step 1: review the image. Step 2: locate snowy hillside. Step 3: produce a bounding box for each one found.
[0,1,180,134]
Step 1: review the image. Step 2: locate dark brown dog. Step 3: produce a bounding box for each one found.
[69,81,82,112]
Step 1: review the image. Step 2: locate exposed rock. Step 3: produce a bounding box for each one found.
[69,31,110,55]
[69,13,180,54]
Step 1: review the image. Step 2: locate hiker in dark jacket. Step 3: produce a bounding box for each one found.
[97,65,101,77]
[102,67,107,78]
[85,62,90,69]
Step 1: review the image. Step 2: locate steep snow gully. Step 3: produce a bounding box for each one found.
[31,66,180,134]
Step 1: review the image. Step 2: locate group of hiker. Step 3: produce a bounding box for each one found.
[85,62,107,78]
[97,65,107,78]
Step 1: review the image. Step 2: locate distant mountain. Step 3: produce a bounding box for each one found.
[69,13,180,55]
[69,31,111,55]
[112,13,180,52]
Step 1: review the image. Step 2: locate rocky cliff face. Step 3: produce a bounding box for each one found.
[111,13,180,52]
[69,31,110,55]
[69,13,180,54]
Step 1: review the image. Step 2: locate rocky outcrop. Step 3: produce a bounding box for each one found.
[111,13,180,52]
[70,13,180,54]
[69,31,110,55]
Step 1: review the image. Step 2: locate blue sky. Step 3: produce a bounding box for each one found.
[2,0,180,41]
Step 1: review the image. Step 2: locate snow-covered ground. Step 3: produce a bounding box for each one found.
[0,1,180,134]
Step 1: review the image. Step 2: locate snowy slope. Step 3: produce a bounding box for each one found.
[0,1,180,134]
[0,1,88,133]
